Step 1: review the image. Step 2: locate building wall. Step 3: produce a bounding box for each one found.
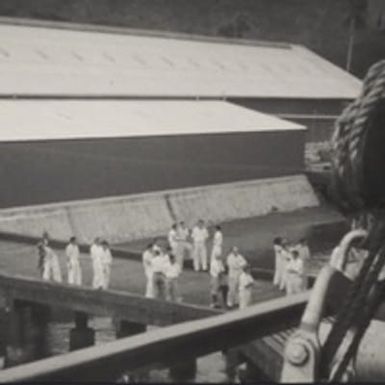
[0,130,304,208]
[229,98,348,143]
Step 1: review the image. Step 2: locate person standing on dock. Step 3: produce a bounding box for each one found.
[210,225,223,262]
[37,233,62,283]
[66,236,82,286]
[168,224,178,256]
[239,265,255,309]
[296,238,311,290]
[175,221,191,270]
[209,253,225,308]
[191,219,209,272]
[142,243,154,298]
[226,246,247,308]
[165,253,181,302]
[273,237,283,287]
[151,247,169,300]
[279,239,292,291]
[90,237,104,289]
[285,249,304,295]
[101,240,113,290]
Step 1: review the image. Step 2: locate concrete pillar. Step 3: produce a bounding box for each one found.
[69,312,95,351]
[4,300,50,368]
[225,348,240,382]
[169,359,197,382]
[115,319,147,382]
[115,319,146,339]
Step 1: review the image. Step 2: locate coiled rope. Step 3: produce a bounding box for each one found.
[322,60,385,381]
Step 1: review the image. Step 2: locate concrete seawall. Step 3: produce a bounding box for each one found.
[0,174,319,244]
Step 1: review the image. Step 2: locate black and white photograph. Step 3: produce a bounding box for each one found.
[0,0,383,382]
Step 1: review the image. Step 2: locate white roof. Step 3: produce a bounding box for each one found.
[0,100,304,142]
[0,22,361,99]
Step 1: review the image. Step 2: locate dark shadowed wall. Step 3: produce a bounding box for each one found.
[0,130,304,208]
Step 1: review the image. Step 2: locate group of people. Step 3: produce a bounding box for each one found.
[143,220,255,310]
[273,237,310,295]
[37,224,309,310]
[36,232,113,290]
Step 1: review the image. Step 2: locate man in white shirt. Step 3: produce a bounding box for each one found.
[39,232,62,283]
[175,221,192,270]
[101,240,113,290]
[296,238,311,290]
[66,236,82,286]
[90,237,104,289]
[168,224,178,255]
[142,243,155,298]
[165,254,181,302]
[191,219,209,272]
[273,237,283,287]
[279,239,292,291]
[286,250,304,295]
[209,253,225,308]
[210,225,223,262]
[226,246,247,308]
[239,265,254,309]
[151,248,169,300]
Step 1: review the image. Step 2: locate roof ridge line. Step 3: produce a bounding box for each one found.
[0,16,293,50]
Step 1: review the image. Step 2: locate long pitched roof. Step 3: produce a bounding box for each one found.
[0,100,304,142]
[0,20,361,99]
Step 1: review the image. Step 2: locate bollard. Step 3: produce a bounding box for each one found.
[69,312,95,351]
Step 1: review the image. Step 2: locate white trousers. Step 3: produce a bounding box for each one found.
[145,270,154,298]
[175,242,192,271]
[193,242,208,271]
[227,274,241,307]
[286,273,303,295]
[102,264,111,290]
[42,256,62,283]
[92,258,104,289]
[67,259,82,286]
[210,244,222,261]
[273,254,282,286]
[239,289,252,309]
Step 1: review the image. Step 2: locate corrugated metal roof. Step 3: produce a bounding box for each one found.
[0,100,304,142]
[0,23,361,99]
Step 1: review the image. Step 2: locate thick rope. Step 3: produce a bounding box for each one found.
[322,60,385,380]
[331,60,385,212]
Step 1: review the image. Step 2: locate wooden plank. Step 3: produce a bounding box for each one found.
[0,272,220,326]
[0,292,308,382]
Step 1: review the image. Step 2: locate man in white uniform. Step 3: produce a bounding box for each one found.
[38,233,62,283]
[175,221,191,270]
[191,219,209,272]
[142,243,154,298]
[168,224,178,255]
[90,237,104,289]
[239,265,254,309]
[286,250,304,295]
[209,253,225,308]
[151,248,169,300]
[272,237,283,287]
[210,225,223,262]
[226,246,247,308]
[165,254,181,302]
[296,238,311,290]
[66,236,82,286]
[279,239,292,291]
[101,240,113,290]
